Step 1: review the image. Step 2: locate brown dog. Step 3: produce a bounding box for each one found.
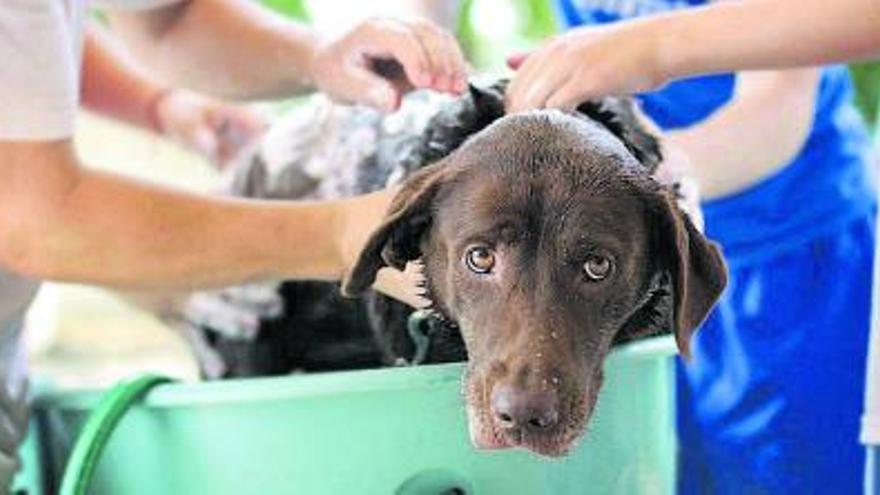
[342,96,727,456]
[166,81,727,457]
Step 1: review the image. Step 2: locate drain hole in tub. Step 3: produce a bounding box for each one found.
[396,469,473,495]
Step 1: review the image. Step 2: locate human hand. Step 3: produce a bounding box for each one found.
[154,89,266,166]
[310,18,468,112]
[506,21,669,112]
[334,187,430,308]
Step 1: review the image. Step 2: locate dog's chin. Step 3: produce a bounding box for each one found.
[464,386,593,458]
[466,404,585,457]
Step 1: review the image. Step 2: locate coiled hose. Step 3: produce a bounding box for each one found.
[59,374,173,495]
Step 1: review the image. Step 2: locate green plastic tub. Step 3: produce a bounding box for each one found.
[19,337,677,495]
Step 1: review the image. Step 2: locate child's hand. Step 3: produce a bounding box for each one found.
[506,22,668,112]
[310,18,467,112]
[154,89,266,166]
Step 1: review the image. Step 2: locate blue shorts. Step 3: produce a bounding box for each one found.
[676,212,875,494]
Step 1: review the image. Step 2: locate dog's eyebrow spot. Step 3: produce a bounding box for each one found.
[557,207,647,261]
[453,222,524,247]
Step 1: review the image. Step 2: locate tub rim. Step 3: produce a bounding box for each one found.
[32,336,675,411]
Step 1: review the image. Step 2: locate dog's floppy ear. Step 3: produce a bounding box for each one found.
[341,161,456,297]
[656,192,727,358]
[576,98,663,173]
[619,190,727,358]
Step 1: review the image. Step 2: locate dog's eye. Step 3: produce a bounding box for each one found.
[465,246,496,274]
[583,255,612,281]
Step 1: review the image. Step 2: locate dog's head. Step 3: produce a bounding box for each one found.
[343,83,727,457]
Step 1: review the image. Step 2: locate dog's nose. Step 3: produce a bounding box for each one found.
[490,384,559,432]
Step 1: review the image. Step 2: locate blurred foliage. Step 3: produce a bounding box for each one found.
[850,61,880,131]
[259,0,310,20]
[456,0,557,70]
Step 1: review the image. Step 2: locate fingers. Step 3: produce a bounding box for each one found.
[544,75,588,110]
[364,19,434,88]
[506,52,528,69]
[206,107,266,163]
[374,266,432,309]
[156,89,266,165]
[507,41,606,112]
[505,48,544,112]
[361,19,466,95]
[506,36,560,111]
[345,63,403,111]
[507,43,574,112]
[209,106,265,137]
[189,126,219,161]
[507,25,669,113]
[410,22,467,93]
[520,67,572,111]
[313,18,467,110]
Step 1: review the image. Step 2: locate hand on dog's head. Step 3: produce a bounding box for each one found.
[343,80,726,456]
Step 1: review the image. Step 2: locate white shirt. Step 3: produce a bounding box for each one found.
[0,0,180,488]
[0,0,183,140]
[0,0,83,139]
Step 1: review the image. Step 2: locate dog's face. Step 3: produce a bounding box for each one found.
[344,88,726,457]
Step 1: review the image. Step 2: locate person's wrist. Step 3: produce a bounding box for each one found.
[145,87,175,134]
[329,199,353,277]
[333,189,397,276]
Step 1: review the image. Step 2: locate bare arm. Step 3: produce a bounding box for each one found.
[104,0,319,100]
[667,69,819,199]
[661,0,880,80]
[81,26,166,132]
[507,0,880,110]
[104,0,466,107]
[0,140,390,291]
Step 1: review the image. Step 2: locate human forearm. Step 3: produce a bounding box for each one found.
[105,0,466,110]
[105,0,319,99]
[667,69,819,199]
[507,0,880,110]
[0,141,357,290]
[81,26,168,132]
[659,0,880,81]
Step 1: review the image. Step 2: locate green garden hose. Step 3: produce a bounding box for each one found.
[407,310,434,365]
[59,374,174,495]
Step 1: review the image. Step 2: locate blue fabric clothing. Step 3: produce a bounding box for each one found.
[678,215,874,495]
[557,1,877,493]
